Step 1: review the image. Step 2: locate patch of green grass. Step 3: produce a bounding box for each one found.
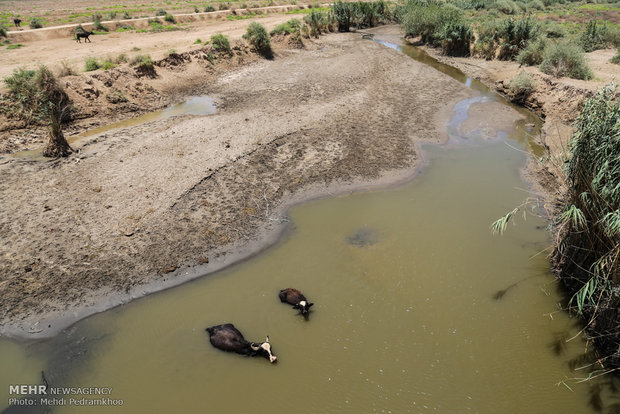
[7,43,23,50]
[101,60,117,70]
[115,25,135,32]
[84,57,101,71]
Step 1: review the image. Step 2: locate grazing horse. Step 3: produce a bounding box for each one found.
[205,324,277,363]
[13,18,21,28]
[279,288,314,315]
[75,30,94,43]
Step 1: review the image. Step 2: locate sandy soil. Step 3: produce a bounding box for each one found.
[0,25,484,338]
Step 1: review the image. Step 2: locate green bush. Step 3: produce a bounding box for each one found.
[101,60,116,70]
[497,16,539,60]
[541,20,566,39]
[156,8,167,16]
[0,24,7,38]
[553,85,620,335]
[579,20,608,53]
[508,71,536,99]
[108,11,117,19]
[439,20,472,56]
[4,68,37,107]
[115,53,128,63]
[402,0,463,47]
[84,57,101,71]
[494,0,519,14]
[270,19,301,35]
[205,5,216,12]
[603,26,620,48]
[164,13,176,23]
[526,0,545,10]
[210,33,231,53]
[473,20,500,59]
[57,61,77,77]
[123,12,131,19]
[30,18,43,29]
[539,41,593,80]
[7,43,23,50]
[243,22,272,57]
[333,0,353,32]
[303,10,325,37]
[611,48,620,64]
[4,65,72,156]
[130,54,154,69]
[516,37,547,66]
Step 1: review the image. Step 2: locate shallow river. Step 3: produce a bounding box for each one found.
[0,39,608,413]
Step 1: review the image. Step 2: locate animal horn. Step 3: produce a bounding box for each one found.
[250,343,260,351]
[266,336,270,343]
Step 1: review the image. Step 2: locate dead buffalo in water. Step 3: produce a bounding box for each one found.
[279,288,314,316]
[205,324,277,363]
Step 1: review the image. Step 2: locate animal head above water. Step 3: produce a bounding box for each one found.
[294,300,314,315]
[250,336,277,363]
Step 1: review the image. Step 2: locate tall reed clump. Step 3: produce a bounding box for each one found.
[333,0,353,32]
[551,85,620,369]
[4,66,72,157]
[497,16,539,60]
[516,36,547,66]
[402,0,471,56]
[579,20,608,53]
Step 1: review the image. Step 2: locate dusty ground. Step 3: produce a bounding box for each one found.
[0,25,482,338]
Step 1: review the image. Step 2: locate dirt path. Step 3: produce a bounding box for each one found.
[0,26,480,338]
[0,11,304,81]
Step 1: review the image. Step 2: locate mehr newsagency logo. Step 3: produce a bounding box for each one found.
[8,384,123,407]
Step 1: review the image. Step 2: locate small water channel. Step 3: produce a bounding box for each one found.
[10,96,216,160]
[0,40,611,413]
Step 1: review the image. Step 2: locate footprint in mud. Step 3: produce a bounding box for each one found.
[346,228,380,247]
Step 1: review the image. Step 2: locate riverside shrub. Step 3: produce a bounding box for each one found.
[243,22,272,57]
[539,41,593,80]
[210,33,231,53]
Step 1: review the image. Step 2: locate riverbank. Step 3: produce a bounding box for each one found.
[414,40,620,373]
[415,42,619,210]
[0,25,488,339]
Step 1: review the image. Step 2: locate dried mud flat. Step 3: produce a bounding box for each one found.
[0,26,478,338]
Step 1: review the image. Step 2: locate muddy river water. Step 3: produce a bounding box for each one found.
[0,39,611,413]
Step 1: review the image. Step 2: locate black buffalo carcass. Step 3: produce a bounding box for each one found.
[205,324,277,363]
[279,288,314,316]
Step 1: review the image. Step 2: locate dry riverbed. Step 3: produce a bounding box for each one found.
[0,25,487,338]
